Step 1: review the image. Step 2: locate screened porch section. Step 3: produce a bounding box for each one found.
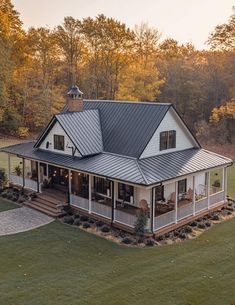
[154,169,226,231]
[9,155,38,192]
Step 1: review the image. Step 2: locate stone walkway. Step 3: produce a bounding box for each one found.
[0,206,54,236]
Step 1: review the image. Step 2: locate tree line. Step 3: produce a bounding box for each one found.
[0,0,235,144]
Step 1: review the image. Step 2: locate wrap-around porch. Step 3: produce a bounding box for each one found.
[7,153,227,233]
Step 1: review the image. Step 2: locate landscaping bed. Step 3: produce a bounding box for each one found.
[60,197,235,247]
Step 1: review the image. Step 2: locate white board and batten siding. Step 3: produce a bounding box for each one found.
[140,107,198,159]
[40,121,81,157]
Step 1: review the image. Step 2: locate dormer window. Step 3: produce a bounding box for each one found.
[160,130,176,151]
[54,135,64,151]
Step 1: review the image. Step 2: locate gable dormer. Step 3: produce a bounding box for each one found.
[140,106,200,159]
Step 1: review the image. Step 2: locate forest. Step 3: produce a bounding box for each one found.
[0,0,235,145]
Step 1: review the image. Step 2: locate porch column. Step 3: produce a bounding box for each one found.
[22,158,25,190]
[111,181,115,223]
[192,175,196,216]
[113,181,117,222]
[68,169,71,205]
[88,174,92,214]
[207,171,210,209]
[37,161,40,193]
[152,187,156,232]
[224,167,227,201]
[175,181,178,224]
[8,154,11,182]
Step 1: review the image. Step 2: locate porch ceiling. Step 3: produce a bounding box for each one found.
[1,142,233,186]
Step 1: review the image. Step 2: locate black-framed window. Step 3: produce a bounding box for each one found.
[118,183,134,203]
[94,177,111,197]
[71,172,89,199]
[160,130,176,151]
[54,135,64,151]
[178,179,187,195]
[155,185,164,202]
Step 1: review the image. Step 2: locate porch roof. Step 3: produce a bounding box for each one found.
[1,142,232,186]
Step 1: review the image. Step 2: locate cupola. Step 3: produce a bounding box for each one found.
[67,85,83,112]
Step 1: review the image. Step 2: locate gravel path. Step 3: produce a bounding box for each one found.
[0,207,54,236]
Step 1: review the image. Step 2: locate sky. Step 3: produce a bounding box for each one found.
[12,0,234,50]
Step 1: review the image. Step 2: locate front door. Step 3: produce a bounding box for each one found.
[49,166,69,191]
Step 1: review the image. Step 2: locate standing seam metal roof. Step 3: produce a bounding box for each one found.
[81,100,171,158]
[1,142,232,186]
[56,110,103,156]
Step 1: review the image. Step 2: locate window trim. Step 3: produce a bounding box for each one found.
[54,134,65,151]
[160,130,176,151]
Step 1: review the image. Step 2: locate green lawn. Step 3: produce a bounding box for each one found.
[0,198,19,212]
[0,218,235,305]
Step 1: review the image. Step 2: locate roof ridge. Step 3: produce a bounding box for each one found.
[135,159,149,185]
[84,99,172,106]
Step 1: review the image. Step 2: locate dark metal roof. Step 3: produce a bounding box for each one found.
[64,100,171,158]
[1,142,232,186]
[56,110,103,156]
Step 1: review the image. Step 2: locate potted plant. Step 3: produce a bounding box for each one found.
[14,165,22,176]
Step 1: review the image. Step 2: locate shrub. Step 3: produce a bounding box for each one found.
[227,211,232,215]
[1,192,7,198]
[179,232,187,239]
[184,226,193,233]
[96,220,104,227]
[63,216,74,225]
[80,215,89,222]
[156,235,165,241]
[12,196,18,202]
[205,221,211,227]
[226,207,234,212]
[101,225,110,233]
[122,237,132,244]
[7,193,12,200]
[173,230,180,237]
[134,209,148,237]
[0,169,7,190]
[73,219,81,226]
[82,222,90,229]
[89,219,95,224]
[164,233,170,238]
[198,223,206,229]
[196,217,203,222]
[189,221,198,227]
[145,238,155,246]
[17,127,29,138]
[212,214,220,221]
[73,214,80,219]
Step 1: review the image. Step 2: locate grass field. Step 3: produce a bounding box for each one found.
[0,209,235,305]
[0,199,19,212]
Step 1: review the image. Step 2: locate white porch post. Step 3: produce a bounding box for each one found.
[175,181,178,223]
[68,169,71,204]
[207,171,210,209]
[88,174,92,214]
[224,167,227,201]
[8,154,11,182]
[22,158,25,189]
[193,175,196,216]
[46,164,49,179]
[37,161,40,193]
[113,181,117,222]
[152,187,156,232]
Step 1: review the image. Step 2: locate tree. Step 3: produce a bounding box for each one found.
[55,17,83,86]
[134,209,148,236]
[80,14,135,99]
[208,7,235,51]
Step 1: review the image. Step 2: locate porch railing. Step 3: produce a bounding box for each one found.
[154,210,175,230]
[195,197,208,213]
[177,202,193,221]
[9,174,23,186]
[91,201,112,219]
[209,191,225,206]
[70,194,89,211]
[115,209,137,228]
[25,178,38,192]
